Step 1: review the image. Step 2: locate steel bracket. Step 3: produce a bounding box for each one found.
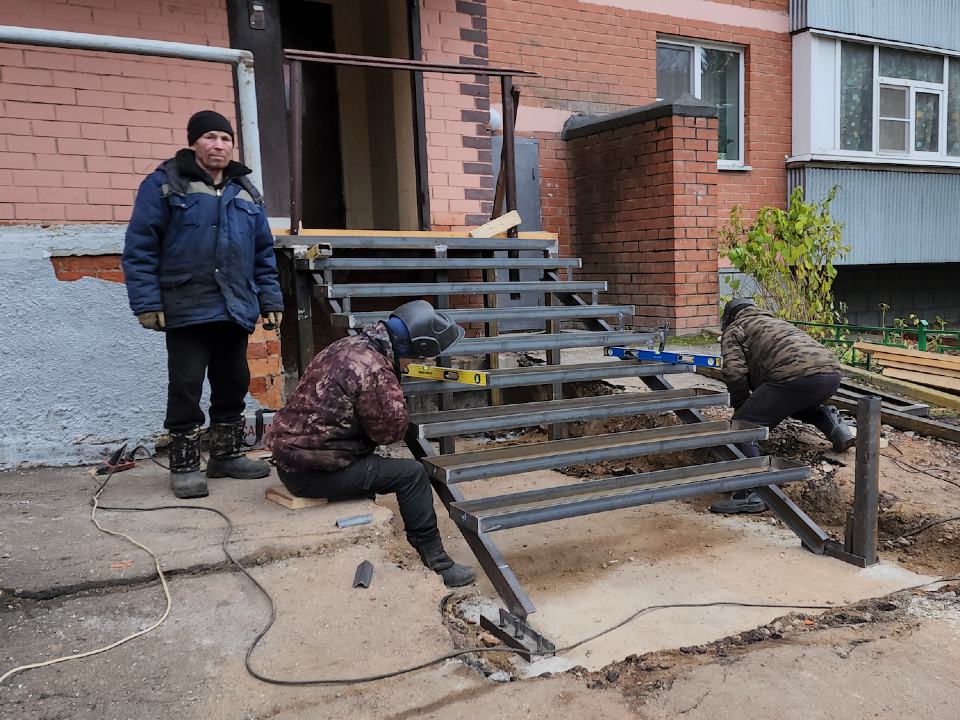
[480,609,555,662]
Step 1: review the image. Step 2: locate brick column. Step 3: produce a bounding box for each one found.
[564,97,720,333]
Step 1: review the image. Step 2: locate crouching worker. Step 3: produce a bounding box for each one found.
[711,299,855,514]
[265,300,478,588]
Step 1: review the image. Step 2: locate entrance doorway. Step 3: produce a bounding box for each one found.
[281,0,421,231]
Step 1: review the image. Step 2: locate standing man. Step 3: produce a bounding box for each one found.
[711,299,855,514]
[265,300,477,588]
[122,110,284,499]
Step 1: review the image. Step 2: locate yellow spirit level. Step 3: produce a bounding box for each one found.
[402,364,488,386]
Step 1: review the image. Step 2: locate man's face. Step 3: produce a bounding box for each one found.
[191,130,234,172]
[399,357,415,371]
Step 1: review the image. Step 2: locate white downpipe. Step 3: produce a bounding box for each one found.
[0,25,263,192]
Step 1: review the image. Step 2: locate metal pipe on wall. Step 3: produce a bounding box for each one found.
[0,24,264,194]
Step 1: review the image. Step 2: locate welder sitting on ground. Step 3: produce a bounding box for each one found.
[710,298,855,515]
[264,300,477,588]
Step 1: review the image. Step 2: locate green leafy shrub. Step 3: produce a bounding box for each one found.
[720,186,851,339]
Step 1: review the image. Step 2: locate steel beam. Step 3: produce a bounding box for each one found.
[316,280,606,299]
[423,421,769,484]
[452,457,811,534]
[445,330,660,356]
[273,234,559,252]
[304,257,580,271]
[332,304,636,328]
[402,360,693,395]
[641,374,831,554]
[410,389,729,438]
[852,396,880,566]
[405,430,535,619]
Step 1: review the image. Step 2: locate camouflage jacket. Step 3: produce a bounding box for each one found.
[721,306,841,410]
[265,323,408,472]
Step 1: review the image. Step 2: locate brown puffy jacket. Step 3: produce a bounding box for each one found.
[721,306,841,410]
[265,323,408,472]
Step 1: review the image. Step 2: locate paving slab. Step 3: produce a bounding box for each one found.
[0,460,389,597]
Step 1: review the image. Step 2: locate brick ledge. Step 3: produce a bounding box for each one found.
[561,94,718,142]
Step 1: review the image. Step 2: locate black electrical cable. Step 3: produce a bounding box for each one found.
[93,450,960,687]
[882,442,960,490]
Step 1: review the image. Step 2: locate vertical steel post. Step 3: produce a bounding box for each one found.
[289,59,303,235]
[852,396,881,565]
[500,75,518,235]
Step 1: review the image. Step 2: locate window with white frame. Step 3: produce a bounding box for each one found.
[656,39,744,166]
[840,41,960,158]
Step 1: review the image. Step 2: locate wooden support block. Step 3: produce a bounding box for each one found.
[469,210,522,238]
[265,484,328,510]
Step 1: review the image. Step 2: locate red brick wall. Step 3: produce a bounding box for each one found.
[487,0,792,226]
[568,114,720,332]
[0,0,236,224]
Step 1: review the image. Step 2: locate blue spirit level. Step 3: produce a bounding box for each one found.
[604,346,723,369]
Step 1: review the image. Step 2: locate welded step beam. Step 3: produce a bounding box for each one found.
[277,234,558,252]
[450,457,811,533]
[422,420,769,484]
[410,388,729,438]
[448,330,658,356]
[332,304,636,328]
[401,360,694,395]
[303,257,580,271]
[315,280,606,299]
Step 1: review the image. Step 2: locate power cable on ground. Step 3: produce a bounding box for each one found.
[1,448,958,687]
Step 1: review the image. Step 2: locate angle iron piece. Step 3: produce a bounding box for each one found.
[479,609,555,662]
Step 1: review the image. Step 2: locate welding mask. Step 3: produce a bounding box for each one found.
[386,300,465,359]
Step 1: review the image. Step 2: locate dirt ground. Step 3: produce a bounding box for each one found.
[3,346,960,718]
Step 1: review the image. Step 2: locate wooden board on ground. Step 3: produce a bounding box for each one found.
[853,342,960,371]
[878,357,960,380]
[265,484,328,510]
[840,366,960,411]
[469,210,522,238]
[882,367,960,393]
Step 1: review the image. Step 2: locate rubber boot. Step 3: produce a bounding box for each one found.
[169,427,209,499]
[810,405,856,453]
[710,489,765,514]
[205,419,271,479]
[415,536,478,588]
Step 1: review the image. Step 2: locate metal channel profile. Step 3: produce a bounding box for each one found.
[423,421,769,484]
[448,331,660,356]
[450,457,811,534]
[274,234,559,251]
[304,257,581,271]
[401,360,694,396]
[315,280,606,299]
[640,373,831,555]
[479,609,555,662]
[411,388,729,438]
[332,304,636,328]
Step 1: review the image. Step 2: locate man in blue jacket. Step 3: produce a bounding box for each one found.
[122,110,285,499]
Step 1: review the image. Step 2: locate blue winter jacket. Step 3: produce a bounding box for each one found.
[121,150,284,333]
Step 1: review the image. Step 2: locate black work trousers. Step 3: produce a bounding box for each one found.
[732,372,842,458]
[277,455,440,546]
[164,322,250,433]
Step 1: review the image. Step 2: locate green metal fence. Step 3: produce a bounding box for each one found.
[787,320,960,369]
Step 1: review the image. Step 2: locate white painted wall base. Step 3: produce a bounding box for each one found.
[0,225,261,469]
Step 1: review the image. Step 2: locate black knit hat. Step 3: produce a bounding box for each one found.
[187,110,234,146]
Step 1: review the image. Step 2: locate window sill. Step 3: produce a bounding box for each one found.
[718,164,752,172]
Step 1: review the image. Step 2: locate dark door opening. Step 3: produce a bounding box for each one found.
[280,0,346,229]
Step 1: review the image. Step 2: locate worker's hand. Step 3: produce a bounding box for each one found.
[263,311,282,331]
[137,311,166,331]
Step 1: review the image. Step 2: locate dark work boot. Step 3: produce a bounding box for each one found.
[169,427,208,499]
[710,489,765,514]
[205,419,271,479]
[809,405,856,453]
[415,536,478,588]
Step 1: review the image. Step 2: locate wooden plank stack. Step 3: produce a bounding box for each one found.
[853,342,960,394]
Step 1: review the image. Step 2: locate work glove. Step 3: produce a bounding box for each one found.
[137,311,166,331]
[263,311,283,331]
